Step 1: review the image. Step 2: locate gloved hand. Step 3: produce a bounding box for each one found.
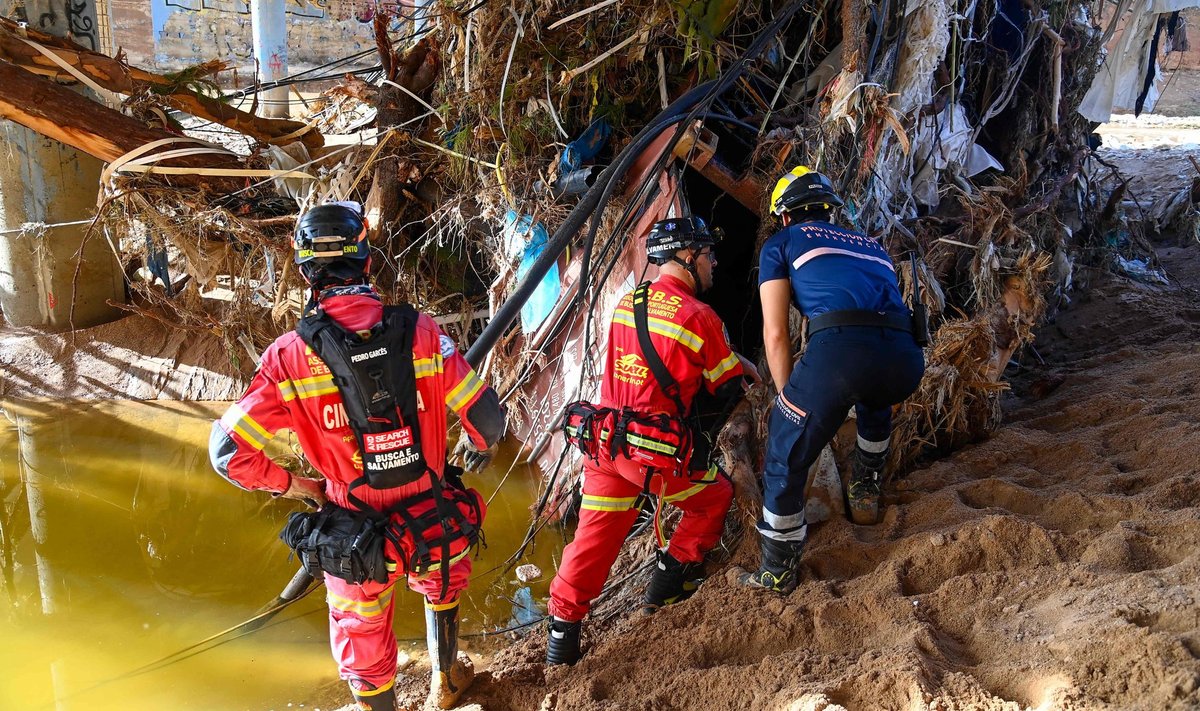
[453,432,495,472]
[277,475,327,509]
[736,353,762,386]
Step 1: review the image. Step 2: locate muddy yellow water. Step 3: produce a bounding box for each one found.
[0,400,558,710]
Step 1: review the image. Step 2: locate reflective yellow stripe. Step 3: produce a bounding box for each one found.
[612,310,704,352]
[354,677,395,696]
[277,374,338,401]
[664,483,707,503]
[327,585,395,617]
[694,463,719,483]
[703,352,740,383]
[413,355,442,379]
[625,432,678,455]
[424,599,460,611]
[581,494,638,512]
[446,371,485,411]
[220,404,273,451]
[418,548,471,575]
[277,380,297,401]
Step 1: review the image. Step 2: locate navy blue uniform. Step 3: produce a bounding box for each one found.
[757,221,924,541]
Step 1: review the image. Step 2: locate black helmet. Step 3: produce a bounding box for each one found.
[293,203,369,266]
[646,216,722,266]
[770,166,844,215]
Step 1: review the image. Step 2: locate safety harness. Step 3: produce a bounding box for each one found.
[562,282,693,474]
[282,305,484,598]
[296,304,428,488]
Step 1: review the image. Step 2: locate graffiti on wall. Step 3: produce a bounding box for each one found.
[64,0,97,50]
[28,0,99,50]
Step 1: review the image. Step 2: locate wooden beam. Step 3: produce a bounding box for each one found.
[671,122,764,212]
[0,59,246,191]
[0,17,322,152]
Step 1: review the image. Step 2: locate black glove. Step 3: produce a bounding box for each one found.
[453,433,494,472]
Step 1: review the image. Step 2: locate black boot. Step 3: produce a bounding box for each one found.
[349,680,397,711]
[847,445,887,525]
[641,549,703,613]
[545,616,582,666]
[426,602,474,709]
[739,533,804,594]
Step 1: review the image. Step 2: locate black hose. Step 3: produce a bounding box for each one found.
[464,80,722,368]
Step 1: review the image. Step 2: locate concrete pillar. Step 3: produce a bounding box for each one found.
[412,0,433,36]
[12,406,59,616]
[251,0,290,118]
[0,0,125,330]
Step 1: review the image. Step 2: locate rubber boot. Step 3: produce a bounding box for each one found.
[847,446,886,525]
[426,601,474,709]
[349,680,396,711]
[545,616,582,666]
[739,533,804,594]
[641,549,703,614]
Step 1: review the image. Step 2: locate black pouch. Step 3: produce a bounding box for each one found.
[279,503,392,585]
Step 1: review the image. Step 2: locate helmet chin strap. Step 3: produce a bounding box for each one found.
[666,252,705,293]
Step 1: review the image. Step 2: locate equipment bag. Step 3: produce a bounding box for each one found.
[279,503,392,585]
[609,408,692,473]
[562,401,616,461]
[345,471,486,600]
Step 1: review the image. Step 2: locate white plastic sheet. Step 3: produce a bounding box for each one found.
[1078,0,1200,122]
[910,103,1003,207]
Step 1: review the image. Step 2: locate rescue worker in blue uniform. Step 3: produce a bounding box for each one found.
[741,166,926,593]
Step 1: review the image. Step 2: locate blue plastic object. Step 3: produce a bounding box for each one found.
[558,118,612,176]
[505,210,561,333]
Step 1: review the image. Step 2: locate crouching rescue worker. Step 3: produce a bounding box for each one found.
[547,216,756,665]
[208,203,505,710]
[741,167,925,594]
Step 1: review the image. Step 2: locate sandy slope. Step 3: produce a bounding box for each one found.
[456,245,1200,711]
[0,315,245,401]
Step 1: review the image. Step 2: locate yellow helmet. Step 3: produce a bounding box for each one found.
[770,165,844,215]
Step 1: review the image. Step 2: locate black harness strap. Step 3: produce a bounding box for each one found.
[343,471,479,600]
[297,304,427,489]
[632,282,688,417]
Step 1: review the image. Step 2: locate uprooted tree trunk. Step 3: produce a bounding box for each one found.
[365,24,440,248]
[0,59,246,192]
[0,16,323,153]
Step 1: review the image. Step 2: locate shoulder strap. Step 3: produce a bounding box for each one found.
[632,282,687,416]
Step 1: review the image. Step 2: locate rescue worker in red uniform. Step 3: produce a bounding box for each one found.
[546,216,756,665]
[208,203,505,710]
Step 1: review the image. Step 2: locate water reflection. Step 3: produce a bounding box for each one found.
[0,399,557,710]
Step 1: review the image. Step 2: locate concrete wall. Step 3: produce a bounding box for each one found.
[111,0,381,71]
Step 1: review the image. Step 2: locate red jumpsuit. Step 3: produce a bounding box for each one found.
[211,293,499,693]
[548,274,743,622]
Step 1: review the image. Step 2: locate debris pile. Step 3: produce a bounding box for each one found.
[1,1,1195,486]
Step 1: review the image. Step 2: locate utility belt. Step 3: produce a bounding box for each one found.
[805,309,914,339]
[279,468,485,594]
[562,401,693,474]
